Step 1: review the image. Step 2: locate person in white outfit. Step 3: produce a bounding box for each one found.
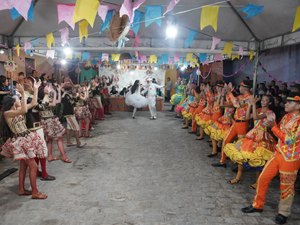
[144,77,164,120]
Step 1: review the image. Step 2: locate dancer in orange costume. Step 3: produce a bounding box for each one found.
[206,84,234,157]
[241,92,300,225]
[190,83,206,134]
[212,80,252,168]
[224,95,276,185]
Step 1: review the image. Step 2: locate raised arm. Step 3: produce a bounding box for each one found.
[4,84,27,118]
[27,79,41,109]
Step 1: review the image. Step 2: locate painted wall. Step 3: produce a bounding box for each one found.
[233,44,300,85]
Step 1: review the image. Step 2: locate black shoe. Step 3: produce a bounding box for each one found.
[241,205,263,213]
[275,214,288,224]
[207,153,218,158]
[211,163,227,168]
[217,146,222,152]
[132,116,135,119]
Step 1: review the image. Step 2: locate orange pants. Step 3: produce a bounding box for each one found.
[191,105,205,132]
[253,152,300,216]
[220,121,248,163]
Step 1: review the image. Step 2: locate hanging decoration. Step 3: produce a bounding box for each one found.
[161,53,169,64]
[199,53,207,63]
[120,0,145,23]
[200,6,219,32]
[163,0,181,16]
[241,3,264,19]
[184,29,197,48]
[222,42,233,57]
[82,52,91,61]
[1,0,32,21]
[149,55,158,63]
[46,50,55,59]
[174,53,180,63]
[249,50,255,60]
[72,0,99,27]
[60,27,69,46]
[231,54,240,60]
[46,33,55,49]
[24,42,32,55]
[79,20,89,42]
[238,46,244,56]
[111,54,121,61]
[102,53,109,61]
[16,44,20,57]
[292,6,300,32]
[131,10,144,35]
[100,10,114,32]
[10,2,34,21]
[57,4,75,30]
[144,5,163,27]
[214,53,223,61]
[98,3,119,22]
[4,60,18,72]
[211,36,221,50]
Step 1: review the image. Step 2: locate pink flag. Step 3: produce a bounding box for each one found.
[98,4,120,21]
[57,4,75,30]
[238,46,244,55]
[24,42,32,52]
[214,53,223,61]
[13,0,31,21]
[139,54,147,63]
[60,27,69,47]
[163,0,181,16]
[211,36,221,50]
[0,0,13,10]
[133,35,140,47]
[46,50,55,59]
[120,0,145,23]
[174,53,180,63]
[102,53,109,61]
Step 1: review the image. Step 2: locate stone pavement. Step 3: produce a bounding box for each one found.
[0,110,300,225]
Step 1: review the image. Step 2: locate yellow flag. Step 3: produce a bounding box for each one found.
[111,54,120,61]
[186,53,194,62]
[46,33,55,49]
[222,42,233,57]
[200,6,219,32]
[231,54,240,60]
[149,55,157,63]
[292,6,300,32]
[79,20,89,42]
[16,44,20,56]
[249,51,255,60]
[72,0,100,27]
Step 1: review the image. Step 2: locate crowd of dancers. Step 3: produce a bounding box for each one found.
[171,77,300,225]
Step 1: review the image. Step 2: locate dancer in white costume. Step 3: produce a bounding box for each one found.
[144,77,164,120]
[125,80,148,119]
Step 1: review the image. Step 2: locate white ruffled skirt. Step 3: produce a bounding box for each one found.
[125,92,148,108]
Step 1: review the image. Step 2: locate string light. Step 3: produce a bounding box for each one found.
[61,59,67,65]
[63,47,72,55]
[0,49,4,54]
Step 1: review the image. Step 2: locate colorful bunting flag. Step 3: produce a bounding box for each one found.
[11,0,32,21]
[120,0,145,23]
[46,33,55,49]
[145,5,163,27]
[149,55,158,63]
[46,50,55,59]
[24,42,32,52]
[100,10,114,32]
[222,42,233,57]
[139,54,147,63]
[131,10,144,35]
[184,29,197,48]
[231,54,240,60]
[186,53,197,63]
[249,51,255,60]
[199,53,207,63]
[60,27,69,47]
[72,0,99,27]
[111,54,121,61]
[292,6,300,32]
[57,4,75,30]
[238,46,244,56]
[200,6,219,32]
[0,0,12,10]
[102,53,109,61]
[211,36,221,50]
[163,0,181,16]
[161,53,169,64]
[241,3,264,19]
[79,20,89,42]
[174,53,180,63]
[98,3,119,22]
[16,44,20,56]
[82,52,91,61]
[10,2,34,21]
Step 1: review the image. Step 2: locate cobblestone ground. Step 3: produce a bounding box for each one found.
[0,110,300,225]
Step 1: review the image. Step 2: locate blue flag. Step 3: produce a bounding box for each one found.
[199,53,207,63]
[82,52,91,61]
[100,10,114,32]
[10,3,34,21]
[145,5,163,27]
[241,3,264,19]
[184,29,197,48]
[131,10,144,35]
[161,53,169,64]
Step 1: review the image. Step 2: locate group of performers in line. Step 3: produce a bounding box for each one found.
[170,77,300,225]
[0,72,113,200]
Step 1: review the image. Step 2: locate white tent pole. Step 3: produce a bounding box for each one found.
[252,42,260,95]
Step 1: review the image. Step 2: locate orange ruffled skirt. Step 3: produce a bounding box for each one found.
[205,122,232,141]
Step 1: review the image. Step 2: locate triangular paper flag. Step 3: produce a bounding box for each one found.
[222,42,233,57]
[184,29,197,48]
[231,54,240,60]
[82,52,91,61]
[98,3,119,21]
[12,0,31,21]
[145,5,163,27]
[174,53,180,63]
[46,33,55,49]
[102,53,109,61]
[57,4,75,30]
[199,53,207,63]
[79,20,89,42]
[241,3,264,19]
[16,44,20,56]
[200,6,219,32]
[186,53,195,62]
[149,55,157,63]
[111,54,121,61]
[238,46,244,55]
[131,10,144,35]
[120,0,145,23]
[0,0,13,11]
[249,51,255,60]
[211,36,221,50]
[46,50,55,59]
[161,53,169,64]
[24,42,32,52]
[163,0,181,16]
[100,10,114,32]
[60,27,69,47]
[72,0,99,27]
[292,6,300,32]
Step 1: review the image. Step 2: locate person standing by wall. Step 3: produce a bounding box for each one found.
[165,77,172,102]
